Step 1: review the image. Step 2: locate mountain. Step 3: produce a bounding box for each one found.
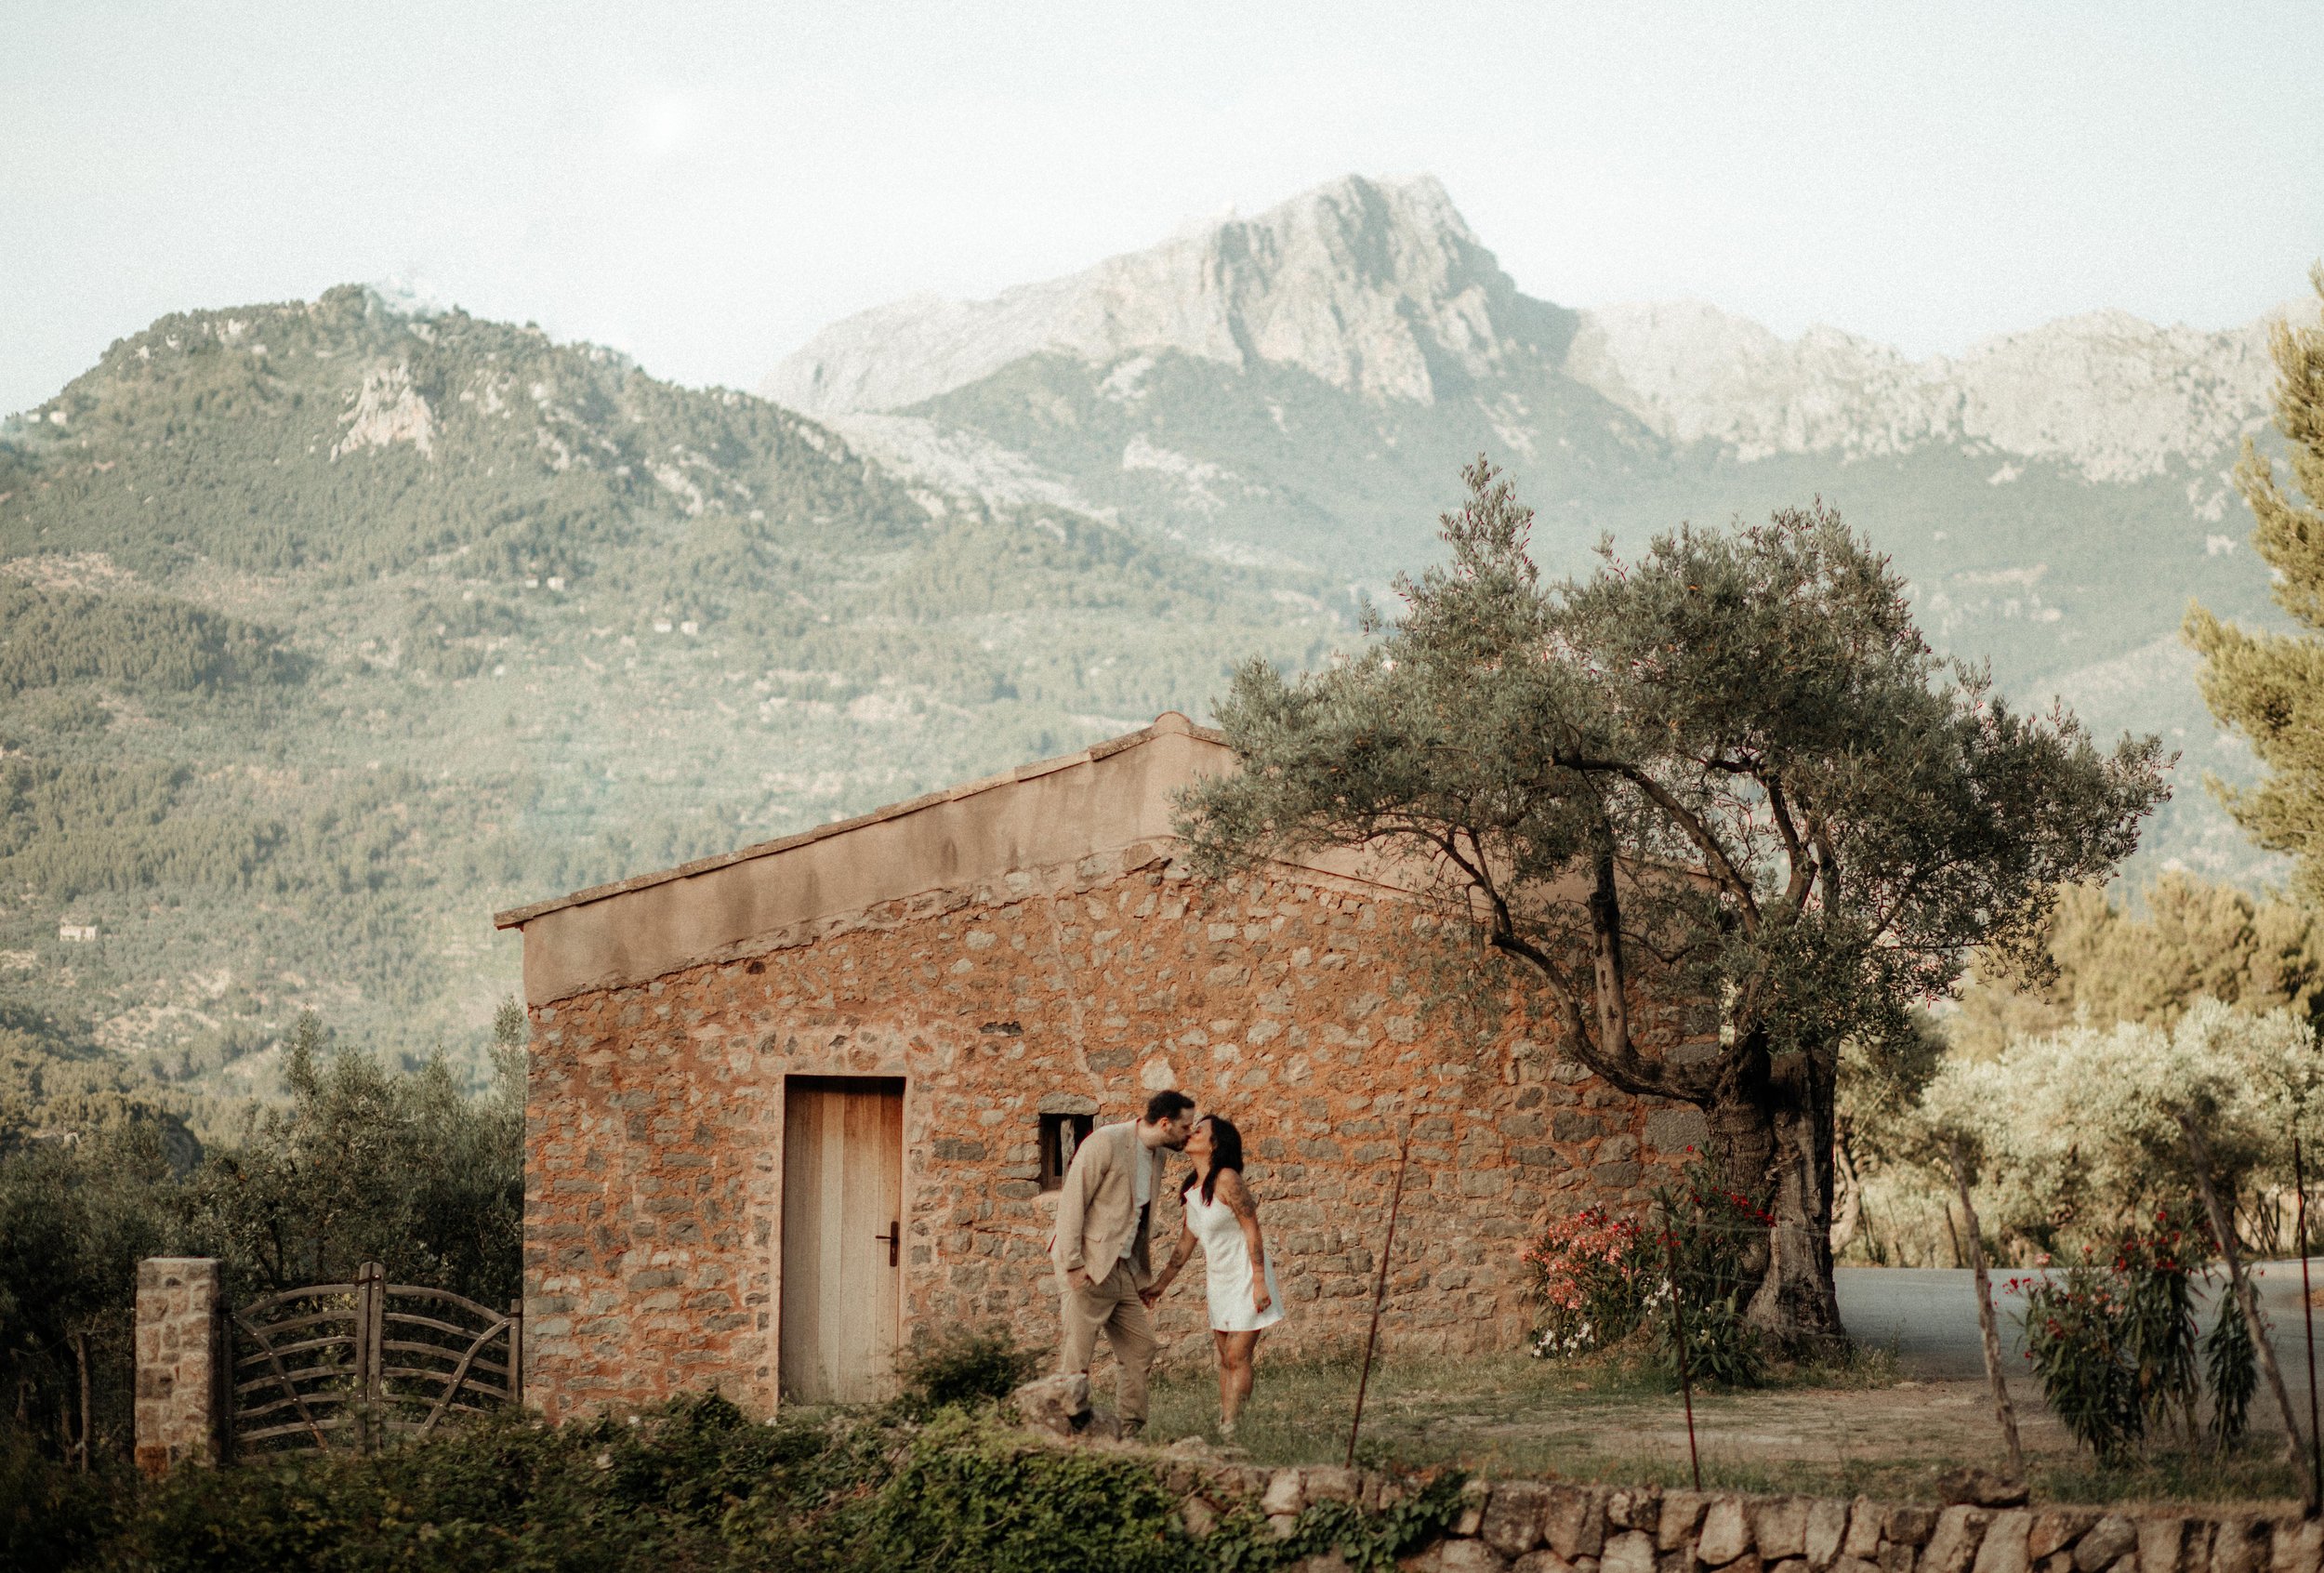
[0,177,2298,1105]
[767,175,1577,413]
[767,173,2297,886]
[0,285,1339,1090]
[1565,301,2272,484]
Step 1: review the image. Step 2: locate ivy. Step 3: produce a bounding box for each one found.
[1202,1469,1467,1573]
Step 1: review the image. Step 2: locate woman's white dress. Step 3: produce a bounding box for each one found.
[1184,1183,1284,1333]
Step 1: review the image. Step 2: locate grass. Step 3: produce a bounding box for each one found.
[1139,1345,2308,1507]
[1143,1345,1896,1474]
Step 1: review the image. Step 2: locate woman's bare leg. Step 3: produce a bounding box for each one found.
[1219,1329,1261,1429]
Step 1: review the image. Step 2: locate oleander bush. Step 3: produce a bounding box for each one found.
[2014,1216,2259,1465]
[1521,1203,1651,1360]
[1523,1154,1767,1385]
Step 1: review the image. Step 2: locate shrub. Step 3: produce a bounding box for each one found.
[857,1406,1191,1572]
[1649,1158,1769,1387]
[2204,1286,2260,1446]
[899,1323,1043,1417]
[2019,1257,2146,1463]
[0,1434,122,1571]
[2014,1218,2258,1463]
[1521,1205,1651,1358]
[1523,1155,1767,1385]
[2115,1219,2201,1438]
[14,1395,1461,1573]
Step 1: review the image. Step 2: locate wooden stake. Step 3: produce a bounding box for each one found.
[2299,1135,2320,1517]
[2181,1109,2317,1516]
[1664,1225,1702,1490]
[1947,1141,2023,1481]
[1345,1133,1410,1471]
[73,1330,91,1474]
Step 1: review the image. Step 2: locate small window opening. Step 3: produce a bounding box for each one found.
[1038,1112,1095,1192]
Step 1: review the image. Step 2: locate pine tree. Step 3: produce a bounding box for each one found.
[2185,268,2324,901]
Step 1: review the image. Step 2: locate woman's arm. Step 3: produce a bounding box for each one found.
[1218,1171,1273,1315]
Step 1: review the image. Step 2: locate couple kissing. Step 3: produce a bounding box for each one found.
[1050,1090,1283,1439]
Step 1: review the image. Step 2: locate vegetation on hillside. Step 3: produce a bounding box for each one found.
[0,287,1343,1078]
[0,579,299,696]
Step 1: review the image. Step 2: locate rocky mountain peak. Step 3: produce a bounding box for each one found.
[765,173,1568,414]
[1563,297,2279,482]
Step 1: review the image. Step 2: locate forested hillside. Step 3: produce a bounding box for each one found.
[0,286,1340,1113]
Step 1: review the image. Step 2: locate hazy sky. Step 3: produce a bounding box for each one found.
[6,1,2320,417]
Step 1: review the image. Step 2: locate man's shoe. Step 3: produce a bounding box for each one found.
[1118,1420,1144,1440]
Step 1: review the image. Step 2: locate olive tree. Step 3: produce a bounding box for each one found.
[181,1008,524,1305]
[1177,463,2166,1347]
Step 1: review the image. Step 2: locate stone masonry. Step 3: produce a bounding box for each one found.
[1149,1461,2324,1573]
[133,1256,226,1474]
[504,716,1711,1421]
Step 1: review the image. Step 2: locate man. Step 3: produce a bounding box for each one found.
[1051,1089,1195,1437]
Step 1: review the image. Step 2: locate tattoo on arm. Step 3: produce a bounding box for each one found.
[1221,1170,1260,1223]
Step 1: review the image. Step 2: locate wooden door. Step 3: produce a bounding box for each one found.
[779,1077,905,1404]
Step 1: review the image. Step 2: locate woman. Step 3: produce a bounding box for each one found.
[1143,1113,1281,1436]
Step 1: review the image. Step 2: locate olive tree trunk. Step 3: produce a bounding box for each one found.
[1709,1044,1847,1353]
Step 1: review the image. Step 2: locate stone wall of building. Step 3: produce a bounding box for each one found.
[523,844,1710,1421]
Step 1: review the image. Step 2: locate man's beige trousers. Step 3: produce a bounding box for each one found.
[1058,1260,1156,1425]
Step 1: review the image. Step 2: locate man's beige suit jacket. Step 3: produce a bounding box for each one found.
[1050,1121,1166,1288]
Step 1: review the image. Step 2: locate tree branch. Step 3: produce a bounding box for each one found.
[1566,755,1761,932]
[1812,821,1841,913]
[1587,839,1635,1064]
[1487,926,1694,1100]
[1765,777,1812,909]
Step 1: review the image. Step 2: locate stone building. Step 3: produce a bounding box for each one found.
[497,713,1707,1421]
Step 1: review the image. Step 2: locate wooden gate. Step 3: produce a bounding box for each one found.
[229,1262,522,1455]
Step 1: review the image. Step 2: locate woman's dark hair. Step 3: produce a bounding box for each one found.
[1181,1114,1245,1205]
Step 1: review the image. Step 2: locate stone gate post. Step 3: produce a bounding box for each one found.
[135,1257,228,1474]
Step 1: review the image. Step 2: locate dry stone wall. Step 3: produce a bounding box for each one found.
[1157,1462,2322,1573]
[133,1256,225,1475]
[524,845,1709,1420]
